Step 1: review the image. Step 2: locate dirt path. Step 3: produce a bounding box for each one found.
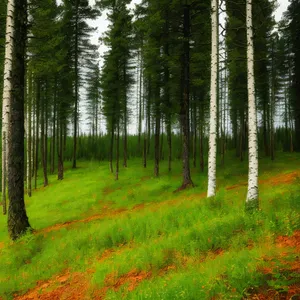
[15,231,300,300]
[226,171,300,191]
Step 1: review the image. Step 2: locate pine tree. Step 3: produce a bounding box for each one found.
[285,0,300,151]
[7,0,31,240]
[63,0,99,169]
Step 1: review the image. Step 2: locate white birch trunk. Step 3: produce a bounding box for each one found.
[207,0,218,198]
[246,0,259,205]
[2,0,15,214]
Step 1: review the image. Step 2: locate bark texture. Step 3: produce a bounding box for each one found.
[2,0,15,214]
[246,0,259,207]
[207,0,218,198]
[8,0,31,240]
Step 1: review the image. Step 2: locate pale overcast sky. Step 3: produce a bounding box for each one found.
[88,0,290,69]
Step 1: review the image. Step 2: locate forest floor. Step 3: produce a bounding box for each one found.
[0,152,299,299]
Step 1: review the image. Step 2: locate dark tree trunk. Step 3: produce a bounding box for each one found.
[51,79,57,174]
[8,0,31,240]
[32,97,36,180]
[109,122,114,173]
[72,0,79,169]
[263,101,269,156]
[166,120,172,172]
[115,122,120,180]
[178,4,193,189]
[199,106,204,173]
[160,122,164,161]
[41,84,48,187]
[137,51,142,154]
[57,119,64,181]
[147,85,151,156]
[154,99,160,177]
[123,67,128,167]
[27,70,32,197]
[34,80,40,190]
[192,99,197,168]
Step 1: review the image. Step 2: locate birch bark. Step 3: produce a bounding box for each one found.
[246,0,259,207]
[207,0,218,198]
[2,0,15,214]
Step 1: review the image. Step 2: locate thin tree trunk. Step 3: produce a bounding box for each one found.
[263,101,269,156]
[178,4,193,190]
[115,122,120,180]
[166,120,172,172]
[160,122,164,161]
[246,0,259,208]
[123,67,128,167]
[51,81,56,174]
[207,0,218,197]
[192,98,197,168]
[109,123,114,173]
[147,86,151,156]
[143,84,148,168]
[137,51,142,153]
[154,102,160,177]
[57,118,64,180]
[199,108,204,173]
[34,80,40,190]
[72,0,79,169]
[41,84,48,187]
[27,70,32,197]
[7,0,31,240]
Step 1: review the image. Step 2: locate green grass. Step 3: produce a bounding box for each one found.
[0,152,299,299]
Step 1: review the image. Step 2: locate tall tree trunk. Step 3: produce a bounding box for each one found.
[192,98,197,168]
[109,121,114,173]
[72,0,79,169]
[51,80,56,174]
[123,67,128,167]
[57,118,64,180]
[34,80,40,190]
[178,4,193,190]
[32,95,36,179]
[115,122,120,180]
[239,117,244,162]
[263,101,269,156]
[166,120,172,172]
[143,83,148,168]
[137,50,142,153]
[27,70,32,197]
[246,0,259,209]
[147,85,151,156]
[2,0,15,215]
[199,107,204,173]
[160,122,164,161]
[154,86,160,177]
[207,0,218,197]
[41,84,48,187]
[7,0,31,240]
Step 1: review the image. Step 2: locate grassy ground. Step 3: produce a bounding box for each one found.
[0,152,299,299]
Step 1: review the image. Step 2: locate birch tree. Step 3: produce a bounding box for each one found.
[2,0,14,215]
[246,0,259,209]
[207,0,218,198]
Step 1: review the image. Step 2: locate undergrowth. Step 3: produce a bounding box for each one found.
[0,152,299,299]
